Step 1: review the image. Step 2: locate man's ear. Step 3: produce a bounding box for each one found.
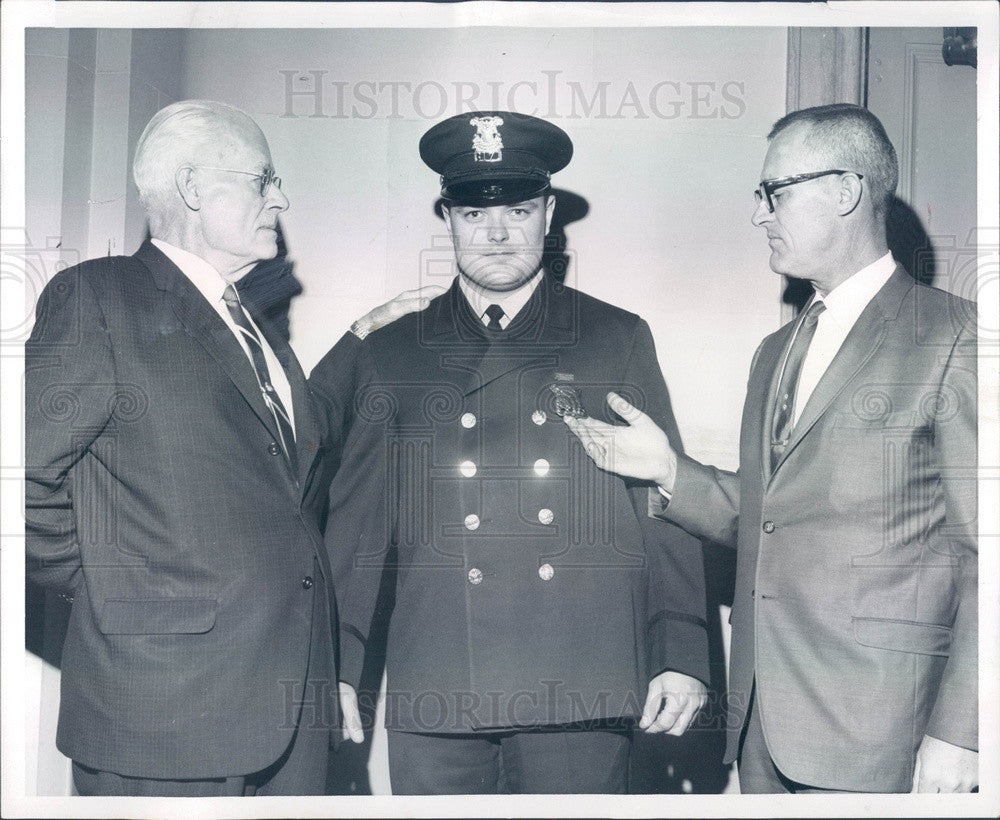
[544,194,556,235]
[175,166,202,211]
[836,172,864,216]
[440,202,454,235]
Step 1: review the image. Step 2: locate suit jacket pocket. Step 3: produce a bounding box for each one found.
[99,597,217,635]
[852,616,952,656]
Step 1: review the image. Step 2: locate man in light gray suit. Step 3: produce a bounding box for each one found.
[566,104,977,793]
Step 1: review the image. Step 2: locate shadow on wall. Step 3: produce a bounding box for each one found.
[235,221,303,344]
[781,195,938,312]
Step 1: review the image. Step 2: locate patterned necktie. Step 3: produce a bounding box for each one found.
[222,284,297,471]
[484,303,505,331]
[770,300,826,472]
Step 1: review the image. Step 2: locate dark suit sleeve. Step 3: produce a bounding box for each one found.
[621,319,709,686]
[310,333,392,689]
[925,315,978,751]
[25,266,115,593]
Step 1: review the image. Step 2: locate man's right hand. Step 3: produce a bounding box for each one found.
[564,392,679,492]
[350,285,446,339]
[338,682,364,744]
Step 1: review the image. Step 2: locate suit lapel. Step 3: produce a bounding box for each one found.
[135,242,289,468]
[771,268,913,475]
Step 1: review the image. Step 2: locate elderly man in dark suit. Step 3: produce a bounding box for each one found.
[566,104,978,793]
[25,99,431,796]
[310,111,710,794]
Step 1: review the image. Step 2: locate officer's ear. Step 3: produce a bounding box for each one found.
[440,202,454,235]
[544,194,556,235]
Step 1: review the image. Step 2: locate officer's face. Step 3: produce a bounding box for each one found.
[751,123,842,287]
[189,123,289,280]
[443,196,555,293]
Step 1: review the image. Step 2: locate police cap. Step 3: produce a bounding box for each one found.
[419,111,573,205]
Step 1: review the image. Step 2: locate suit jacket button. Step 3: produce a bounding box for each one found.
[268,442,281,456]
[762,521,775,534]
[538,563,554,581]
[301,576,313,589]
[468,568,483,585]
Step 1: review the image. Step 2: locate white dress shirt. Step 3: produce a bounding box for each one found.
[660,252,897,503]
[793,252,896,426]
[459,269,545,329]
[151,239,295,434]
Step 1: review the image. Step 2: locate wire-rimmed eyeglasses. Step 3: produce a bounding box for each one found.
[191,165,281,197]
[753,170,863,213]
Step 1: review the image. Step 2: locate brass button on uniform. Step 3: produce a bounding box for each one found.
[532,410,547,426]
[459,460,477,477]
[301,576,313,589]
[538,508,554,525]
[464,514,481,531]
[533,459,550,476]
[461,412,477,428]
[762,521,775,534]
[538,563,554,581]
[468,568,483,585]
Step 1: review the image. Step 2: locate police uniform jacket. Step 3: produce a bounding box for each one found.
[311,274,709,733]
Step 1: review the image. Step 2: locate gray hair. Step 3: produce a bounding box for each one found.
[132,99,259,219]
[768,104,899,218]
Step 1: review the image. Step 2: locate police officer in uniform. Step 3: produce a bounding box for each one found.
[311,111,710,794]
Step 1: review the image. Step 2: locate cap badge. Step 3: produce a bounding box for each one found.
[470,115,504,163]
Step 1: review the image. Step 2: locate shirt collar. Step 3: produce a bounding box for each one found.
[811,252,896,327]
[151,238,232,306]
[458,269,545,327]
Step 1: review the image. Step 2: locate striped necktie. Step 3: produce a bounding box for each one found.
[222,284,297,471]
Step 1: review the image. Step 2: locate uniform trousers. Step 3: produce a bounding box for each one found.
[737,681,849,794]
[73,569,335,797]
[387,723,631,794]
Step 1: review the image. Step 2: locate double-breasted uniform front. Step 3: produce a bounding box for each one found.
[311,275,709,733]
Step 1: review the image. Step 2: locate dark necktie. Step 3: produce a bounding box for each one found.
[222,284,297,471]
[770,300,826,472]
[484,303,505,331]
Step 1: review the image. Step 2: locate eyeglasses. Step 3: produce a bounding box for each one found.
[191,165,281,197]
[753,170,863,213]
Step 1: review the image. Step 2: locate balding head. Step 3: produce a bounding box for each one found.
[768,104,898,220]
[133,100,265,228]
[133,99,289,279]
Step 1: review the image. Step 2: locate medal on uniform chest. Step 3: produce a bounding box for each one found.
[548,374,586,419]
